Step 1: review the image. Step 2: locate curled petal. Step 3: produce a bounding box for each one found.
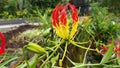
[99,45,108,55]
[69,4,79,39]
[102,47,108,51]
[52,5,63,27]
[60,4,69,27]
[100,51,106,55]
[114,47,120,52]
[69,22,78,39]
[60,9,67,26]
[69,4,78,22]
[52,6,58,26]
[0,32,6,55]
[60,5,69,39]
[117,53,120,58]
[72,13,78,22]
[100,45,108,51]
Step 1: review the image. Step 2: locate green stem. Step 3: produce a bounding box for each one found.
[61,42,68,61]
[40,40,64,68]
[74,41,89,45]
[47,39,61,44]
[38,54,46,62]
[83,41,92,64]
[0,54,6,63]
[22,46,30,68]
[105,57,118,63]
[84,27,96,42]
[66,56,101,67]
[70,40,96,51]
[75,63,101,67]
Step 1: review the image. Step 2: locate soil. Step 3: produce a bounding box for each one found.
[3,25,38,49]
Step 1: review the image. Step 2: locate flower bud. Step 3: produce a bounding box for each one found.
[59,59,62,67]
[25,42,46,54]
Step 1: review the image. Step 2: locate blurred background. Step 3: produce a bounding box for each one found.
[0,0,120,19]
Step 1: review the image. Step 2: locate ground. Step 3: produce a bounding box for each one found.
[3,25,38,49]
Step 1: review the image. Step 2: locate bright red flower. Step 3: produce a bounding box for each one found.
[99,39,120,58]
[114,39,120,58]
[0,32,6,55]
[99,45,108,55]
[52,3,79,39]
[117,53,120,58]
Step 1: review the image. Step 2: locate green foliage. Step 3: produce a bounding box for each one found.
[90,3,119,43]
[0,55,18,68]
[16,54,39,68]
[101,0,120,15]
[87,0,120,16]
[1,1,120,68]
[75,3,120,44]
[73,3,120,67]
[16,3,120,68]
[35,8,52,28]
[0,0,61,18]
[100,43,114,64]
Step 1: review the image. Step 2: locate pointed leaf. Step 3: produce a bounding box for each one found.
[0,56,18,67]
[117,57,120,65]
[17,54,39,68]
[100,44,114,64]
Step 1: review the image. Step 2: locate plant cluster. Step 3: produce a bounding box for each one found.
[0,2,120,68]
[0,0,61,19]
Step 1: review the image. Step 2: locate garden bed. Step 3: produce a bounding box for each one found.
[3,25,38,49]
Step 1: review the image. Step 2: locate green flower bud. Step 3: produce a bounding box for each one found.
[25,42,46,54]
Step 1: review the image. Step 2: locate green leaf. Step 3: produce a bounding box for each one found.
[17,54,39,68]
[29,54,39,68]
[16,63,26,68]
[66,56,100,67]
[100,44,114,64]
[51,54,59,67]
[117,57,120,65]
[41,28,51,37]
[0,56,18,68]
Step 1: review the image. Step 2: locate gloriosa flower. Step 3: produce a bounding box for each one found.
[99,39,120,58]
[0,32,6,55]
[114,39,120,58]
[52,4,78,39]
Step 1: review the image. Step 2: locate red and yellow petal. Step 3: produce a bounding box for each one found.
[69,21,78,39]
[61,21,69,39]
[69,4,78,39]
[52,5,63,27]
